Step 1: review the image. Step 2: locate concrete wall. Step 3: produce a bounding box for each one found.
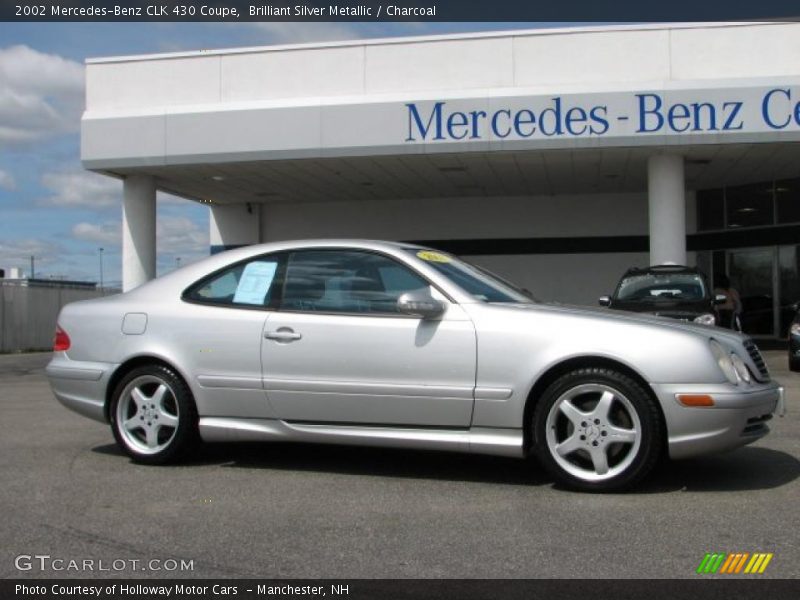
[85,23,800,111]
[0,284,109,353]
[259,191,697,305]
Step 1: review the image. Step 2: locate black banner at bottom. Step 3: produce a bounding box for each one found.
[4,579,800,600]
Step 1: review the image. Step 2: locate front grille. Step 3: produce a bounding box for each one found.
[743,339,770,380]
[742,414,772,436]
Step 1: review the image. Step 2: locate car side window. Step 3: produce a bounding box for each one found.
[280,250,430,315]
[185,255,283,308]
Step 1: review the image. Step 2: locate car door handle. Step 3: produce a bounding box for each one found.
[264,329,302,342]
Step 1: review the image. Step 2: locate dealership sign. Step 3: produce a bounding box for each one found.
[82,83,800,169]
[404,86,800,143]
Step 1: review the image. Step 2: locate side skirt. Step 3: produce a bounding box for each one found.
[198,417,524,458]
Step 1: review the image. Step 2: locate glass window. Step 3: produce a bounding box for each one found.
[280,250,431,315]
[776,178,800,224]
[185,256,282,308]
[725,182,774,228]
[779,245,800,335]
[729,248,775,336]
[696,188,724,231]
[615,272,707,302]
[406,248,534,303]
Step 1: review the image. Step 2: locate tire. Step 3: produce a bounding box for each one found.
[109,364,198,464]
[532,368,663,492]
[789,355,800,373]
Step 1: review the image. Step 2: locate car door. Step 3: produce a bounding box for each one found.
[261,249,477,427]
[180,254,282,419]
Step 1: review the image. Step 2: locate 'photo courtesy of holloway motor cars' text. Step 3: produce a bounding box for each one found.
[1,1,799,599]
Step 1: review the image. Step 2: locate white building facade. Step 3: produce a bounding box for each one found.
[82,22,800,337]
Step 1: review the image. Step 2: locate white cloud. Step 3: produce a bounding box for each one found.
[70,215,208,255]
[249,22,364,44]
[39,168,201,208]
[0,45,84,144]
[158,191,192,205]
[71,221,120,246]
[0,169,15,190]
[40,169,121,208]
[0,238,62,273]
[157,215,209,255]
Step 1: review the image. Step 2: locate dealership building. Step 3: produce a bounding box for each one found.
[81,21,800,338]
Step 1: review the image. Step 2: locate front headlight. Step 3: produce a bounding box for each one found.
[730,353,751,383]
[694,313,716,326]
[709,339,739,384]
[790,322,800,336]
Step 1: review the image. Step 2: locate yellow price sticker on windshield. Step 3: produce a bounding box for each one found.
[417,250,451,263]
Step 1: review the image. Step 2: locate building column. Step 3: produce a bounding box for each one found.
[209,203,260,254]
[647,154,686,265]
[122,174,156,292]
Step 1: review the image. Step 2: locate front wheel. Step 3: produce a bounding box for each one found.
[110,364,198,464]
[532,368,663,492]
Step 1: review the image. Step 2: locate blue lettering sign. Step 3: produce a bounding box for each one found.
[491,109,512,138]
[406,102,445,141]
[589,106,609,134]
[690,103,718,131]
[538,98,564,137]
[762,88,792,129]
[722,102,743,130]
[513,109,536,137]
[636,94,664,133]
[403,88,800,142]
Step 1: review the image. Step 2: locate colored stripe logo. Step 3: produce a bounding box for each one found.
[696,552,773,574]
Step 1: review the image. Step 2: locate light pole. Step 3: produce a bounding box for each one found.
[98,247,104,290]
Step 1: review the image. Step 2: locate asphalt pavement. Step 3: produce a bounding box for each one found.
[1,351,798,579]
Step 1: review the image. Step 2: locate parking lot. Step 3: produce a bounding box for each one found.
[1,350,798,579]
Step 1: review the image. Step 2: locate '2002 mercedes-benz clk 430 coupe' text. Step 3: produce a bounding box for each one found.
[47,240,785,491]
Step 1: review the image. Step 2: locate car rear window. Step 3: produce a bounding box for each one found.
[616,273,707,302]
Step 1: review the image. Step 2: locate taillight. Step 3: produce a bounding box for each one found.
[53,325,71,352]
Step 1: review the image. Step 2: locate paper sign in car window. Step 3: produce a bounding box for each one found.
[233,261,278,305]
[416,250,451,263]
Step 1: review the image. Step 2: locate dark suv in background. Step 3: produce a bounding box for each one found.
[599,264,724,326]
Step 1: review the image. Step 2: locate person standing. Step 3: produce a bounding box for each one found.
[714,274,742,331]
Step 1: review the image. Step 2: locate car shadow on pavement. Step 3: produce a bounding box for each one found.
[94,441,550,486]
[213,442,552,486]
[92,442,798,492]
[633,447,800,493]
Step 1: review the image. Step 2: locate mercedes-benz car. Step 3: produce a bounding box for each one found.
[47,240,784,491]
[599,264,724,326]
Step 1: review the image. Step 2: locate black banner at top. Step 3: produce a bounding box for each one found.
[3,0,800,22]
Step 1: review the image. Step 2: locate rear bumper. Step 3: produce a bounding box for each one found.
[46,353,117,424]
[652,381,784,460]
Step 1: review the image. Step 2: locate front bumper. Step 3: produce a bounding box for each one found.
[46,353,117,424]
[651,381,784,460]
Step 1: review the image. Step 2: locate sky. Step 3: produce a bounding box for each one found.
[0,20,557,287]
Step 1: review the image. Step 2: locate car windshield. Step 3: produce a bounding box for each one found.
[405,248,535,303]
[615,272,707,302]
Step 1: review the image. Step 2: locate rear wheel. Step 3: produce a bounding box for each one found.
[532,368,662,491]
[110,365,197,464]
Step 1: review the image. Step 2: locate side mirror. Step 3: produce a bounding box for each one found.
[713,294,728,305]
[598,295,611,307]
[397,290,445,320]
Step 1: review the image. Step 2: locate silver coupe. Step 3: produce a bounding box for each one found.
[47,240,784,491]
